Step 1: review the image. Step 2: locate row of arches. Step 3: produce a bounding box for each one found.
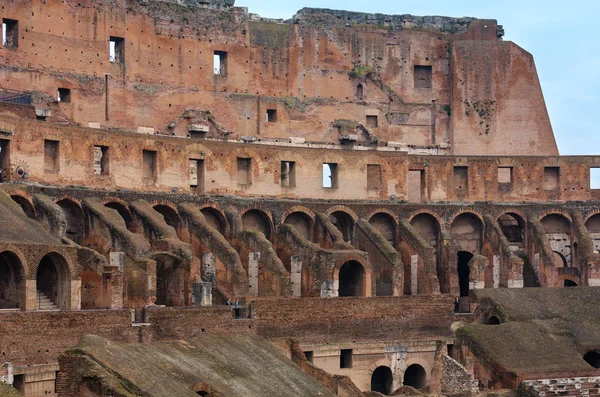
[370,364,426,395]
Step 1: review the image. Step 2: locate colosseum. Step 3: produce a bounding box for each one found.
[0,0,599,396]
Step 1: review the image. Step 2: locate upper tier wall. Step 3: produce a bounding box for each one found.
[0,0,557,155]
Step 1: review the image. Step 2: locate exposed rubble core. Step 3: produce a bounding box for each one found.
[0,0,598,396]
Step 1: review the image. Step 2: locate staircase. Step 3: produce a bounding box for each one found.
[521,377,600,396]
[36,290,59,311]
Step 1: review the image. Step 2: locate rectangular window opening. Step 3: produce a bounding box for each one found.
[190,159,205,194]
[408,169,425,203]
[281,161,296,188]
[44,139,59,173]
[2,19,18,48]
[591,168,600,190]
[12,374,24,393]
[142,150,157,183]
[543,166,560,191]
[323,163,338,189]
[94,145,109,176]
[109,36,124,63]
[366,115,378,128]
[304,351,314,363]
[57,88,71,103]
[266,109,277,123]
[367,164,382,193]
[214,51,227,75]
[340,349,353,369]
[453,166,468,190]
[414,65,432,89]
[237,157,251,185]
[498,167,513,184]
[0,139,9,182]
[447,344,454,358]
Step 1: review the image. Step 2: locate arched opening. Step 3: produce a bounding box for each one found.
[153,205,181,231]
[451,213,482,254]
[403,364,426,389]
[487,316,501,325]
[0,251,24,309]
[519,253,540,288]
[553,251,567,268]
[36,253,70,310]
[457,251,473,297]
[371,366,393,395]
[586,214,600,254]
[105,202,135,232]
[330,211,354,244]
[357,83,364,100]
[11,195,36,219]
[242,209,272,240]
[369,213,396,244]
[284,212,313,241]
[155,254,188,307]
[541,214,571,234]
[200,207,226,235]
[196,393,208,397]
[541,214,572,267]
[410,213,443,291]
[564,279,578,287]
[338,261,365,297]
[498,213,524,244]
[57,199,85,244]
[584,351,600,368]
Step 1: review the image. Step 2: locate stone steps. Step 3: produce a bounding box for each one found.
[36,290,59,311]
[522,378,600,397]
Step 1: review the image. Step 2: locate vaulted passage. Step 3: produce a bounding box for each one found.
[284,212,313,241]
[338,260,365,297]
[36,253,70,310]
[105,202,135,232]
[155,254,188,307]
[57,199,85,244]
[330,211,354,244]
[11,195,35,219]
[584,351,600,368]
[369,213,395,244]
[0,251,23,309]
[403,364,426,389]
[242,209,272,240]
[200,207,226,235]
[498,213,524,244]
[154,205,181,231]
[457,251,473,297]
[451,213,482,254]
[371,366,393,395]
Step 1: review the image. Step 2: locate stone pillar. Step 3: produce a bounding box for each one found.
[248,252,259,296]
[110,252,124,272]
[410,255,418,296]
[291,255,302,297]
[193,282,212,306]
[70,280,82,311]
[25,279,37,311]
[202,253,216,282]
[493,255,500,289]
[320,280,338,297]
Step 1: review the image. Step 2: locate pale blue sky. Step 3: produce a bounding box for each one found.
[239,0,600,157]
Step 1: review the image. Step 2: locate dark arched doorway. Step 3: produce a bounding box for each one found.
[57,199,85,244]
[155,254,188,307]
[36,253,70,310]
[403,364,426,389]
[338,261,365,297]
[154,205,181,231]
[584,351,600,368]
[498,213,524,244]
[371,366,393,395]
[564,279,578,287]
[457,251,473,297]
[487,316,501,325]
[0,251,24,309]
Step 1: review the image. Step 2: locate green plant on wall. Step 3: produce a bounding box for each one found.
[463,100,495,134]
[348,65,374,79]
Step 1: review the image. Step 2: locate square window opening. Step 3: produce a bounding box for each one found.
[44,139,59,173]
[142,150,157,182]
[367,164,382,193]
[340,349,353,369]
[543,167,560,191]
[281,161,296,187]
[94,145,109,176]
[58,88,71,103]
[109,36,124,63]
[237,157,251,185]
[214,51,227,75]
[366,115,378,128]
[2,19,18,47]
[498,167,513,184]
[414,65,432,89]
[453,166,468,190]
[323,163,338,189]
[304,351,314,363]
[591,168,600,190]
[190,159,205,194]
[266,109,277,123]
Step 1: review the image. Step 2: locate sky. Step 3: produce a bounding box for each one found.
[238,0,600,157]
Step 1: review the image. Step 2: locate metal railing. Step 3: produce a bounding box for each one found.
[0,89,32,105]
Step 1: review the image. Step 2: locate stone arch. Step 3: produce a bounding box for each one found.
[540,213,572,234]
[337,260,366,297]
[564,279,578,287]
[325,205,358,221]
[329,211,356,245]
[225,148,264,177]
[368,212,397,244]
[56,198,86,244]
[497,213,525,244]
[153,253,189,307]
[104,201,135,232]
[185,143,217,169]
[200,206,227,236]
[371,366,393,395]
[241,209,273,240]
[10,194,36,219]
[541,214,572,267]
[153,204,182,231]
[0,251,25,309]
[284,211,314,241]
[585,212,600,231]
[36,252,71,310]
[584,351,600,368]
[487,315,501,325]
[403,364,426,389]
[552,251,567,268]
[450,212,483,254]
